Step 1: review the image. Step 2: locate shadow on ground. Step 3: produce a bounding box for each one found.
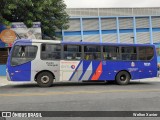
[0,80,155,89]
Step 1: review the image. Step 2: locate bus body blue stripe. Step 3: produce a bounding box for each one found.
[79,61,91,80]
[69,60,82,81]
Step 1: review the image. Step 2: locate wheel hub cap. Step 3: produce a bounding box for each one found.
[120,75,126,81]
[41,76,49,83]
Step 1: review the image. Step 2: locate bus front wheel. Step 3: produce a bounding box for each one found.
[37,72,53,87]
[116,71,130,85]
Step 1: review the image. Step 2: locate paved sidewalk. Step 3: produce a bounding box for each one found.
[0,76,11,86]
[137,77,160,82]
[0,76,28,86]
[0,76,160,87]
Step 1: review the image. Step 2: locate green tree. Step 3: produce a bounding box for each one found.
[0,0,69,39]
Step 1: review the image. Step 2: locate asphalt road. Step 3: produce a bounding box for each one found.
[0,79,160,120]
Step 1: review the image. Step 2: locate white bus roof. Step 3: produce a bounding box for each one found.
[16,39,61,44]
[15,39,155,47]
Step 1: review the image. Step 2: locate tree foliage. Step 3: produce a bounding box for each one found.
[0,0,69,39]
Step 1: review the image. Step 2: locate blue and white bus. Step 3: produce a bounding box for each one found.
[6,39,157,87]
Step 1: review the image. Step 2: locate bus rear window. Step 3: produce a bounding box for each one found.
[11,45,37,66]
[121,47,137,60]
[138,47,154,60]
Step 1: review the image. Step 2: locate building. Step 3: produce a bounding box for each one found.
[0,22,42,76]
[0,7,160,76]
[63,8,160,67]
[63,8,160,44]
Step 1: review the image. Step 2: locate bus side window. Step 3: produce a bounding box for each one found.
[103,46,119,60]
[41,44,61,60]
[107,54,112,60]
[42,44,46,51]
[18,46,25,57]
[64,45,82,60]
[85,54,94,60]
[121,47,137,61]
[84,46,101,60]
[131,54,137,60]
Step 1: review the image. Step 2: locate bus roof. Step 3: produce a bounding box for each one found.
[15,39,155,47]
[15,39,61,44]
[62,41,154,47]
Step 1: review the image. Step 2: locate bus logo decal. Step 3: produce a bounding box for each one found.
[80,61,92,80]
[144,63,151,66]
[131,62,135,67]
[71,65,75,69]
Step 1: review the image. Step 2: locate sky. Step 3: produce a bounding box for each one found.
[64,0,160,8]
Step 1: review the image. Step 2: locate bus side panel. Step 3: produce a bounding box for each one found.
[98,61,117,80]
[99,60,157,81]
[79,60,102,81]
[31,60,60,82]
[89,61,102,80]
[99,61,129,81]
[60,60,81,81]
[30,43,40,82]
[30,43,61,82]
[9,62,31,81]
[137,61,157,79]
[80,61,133,81]
[136,46,157,79]
[79,60,92,81]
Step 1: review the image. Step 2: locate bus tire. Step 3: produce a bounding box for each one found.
[37,72,53,87]
[116,71,130,85]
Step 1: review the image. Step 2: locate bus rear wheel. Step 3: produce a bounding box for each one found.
[37,72,53,87]
[116,71,130,85]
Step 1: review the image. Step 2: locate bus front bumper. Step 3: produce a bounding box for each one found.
[6,69,11,81]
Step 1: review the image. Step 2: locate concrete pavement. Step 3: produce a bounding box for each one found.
[0,76,28,86]
[0,76,11,86]
[1,76,160,120]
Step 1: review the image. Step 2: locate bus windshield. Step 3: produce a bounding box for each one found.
[11,45,37,66]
